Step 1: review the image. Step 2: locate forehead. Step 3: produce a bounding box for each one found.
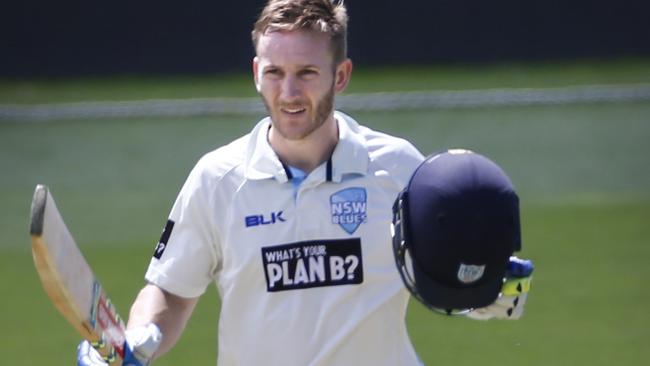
[256,29,333,68]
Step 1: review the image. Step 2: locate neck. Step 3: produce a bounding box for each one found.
[269,115,339,173]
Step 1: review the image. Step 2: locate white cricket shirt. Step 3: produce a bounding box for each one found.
[146,112,425,365]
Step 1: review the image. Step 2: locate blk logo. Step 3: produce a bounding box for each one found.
[245,211,286,227]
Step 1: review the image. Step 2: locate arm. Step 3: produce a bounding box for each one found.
[127,283,199,359]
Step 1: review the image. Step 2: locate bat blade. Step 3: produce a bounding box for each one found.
[30,184,126,365]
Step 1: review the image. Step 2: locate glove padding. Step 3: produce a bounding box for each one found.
[77,323,163,366]
[467,257,534,320]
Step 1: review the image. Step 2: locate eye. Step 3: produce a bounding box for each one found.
[264,68,282,78]
[299,69,318,79]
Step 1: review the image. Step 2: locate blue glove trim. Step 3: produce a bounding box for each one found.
[506,256,534,278]
[122,342,146,366]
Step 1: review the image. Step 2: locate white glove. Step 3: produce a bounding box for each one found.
[77,323,163,366]
[78,340,108,366]
[124,323,163,363]
[467,257,533,320]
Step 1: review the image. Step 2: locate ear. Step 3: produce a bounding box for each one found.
[253,56,261,93]
[334,58,353,94]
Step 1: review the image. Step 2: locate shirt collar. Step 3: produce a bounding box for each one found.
[330,111,369,182]
[244,111,369,183]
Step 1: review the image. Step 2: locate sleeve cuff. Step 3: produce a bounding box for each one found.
[144,264,207,299]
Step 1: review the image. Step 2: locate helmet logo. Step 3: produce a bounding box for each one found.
[457,263,486,284]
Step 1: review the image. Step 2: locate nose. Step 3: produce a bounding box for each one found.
[280,74,302,102]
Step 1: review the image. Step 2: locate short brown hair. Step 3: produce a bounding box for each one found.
[252,0,348,65]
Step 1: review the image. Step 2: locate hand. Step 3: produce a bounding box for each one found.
[466,257,534,320]
[77,323,163,366]
[77,340,109,366]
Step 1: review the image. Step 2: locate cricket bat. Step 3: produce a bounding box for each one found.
[30,184,126,365]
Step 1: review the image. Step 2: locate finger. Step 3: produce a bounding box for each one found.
[77,340,108,366]
[494,293,519,307]
[504,293,528,319]
[466,308,495,320]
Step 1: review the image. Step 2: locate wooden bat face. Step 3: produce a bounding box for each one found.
[30,185,126,365]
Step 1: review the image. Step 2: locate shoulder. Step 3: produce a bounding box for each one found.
[337,111,424,187]
[196,134,249,175]
[184,133,250,191]
[339,112,424,169]
[365,127,424,186]
[362,126,422,164]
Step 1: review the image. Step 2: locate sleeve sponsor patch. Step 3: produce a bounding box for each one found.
[153,219,175,259]
[261,238,363,292]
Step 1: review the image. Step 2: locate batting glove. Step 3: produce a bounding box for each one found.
[466,257,534,320]
[77,323,162,366]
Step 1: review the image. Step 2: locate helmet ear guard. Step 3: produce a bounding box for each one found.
[391,191,414,300]
[391,149,521,315]
[391,190,471,315]
[392,189,471,315]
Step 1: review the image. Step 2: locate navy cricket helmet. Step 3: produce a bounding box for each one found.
[392,149,521,314]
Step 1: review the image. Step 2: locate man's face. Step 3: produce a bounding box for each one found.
[253,29,350,141]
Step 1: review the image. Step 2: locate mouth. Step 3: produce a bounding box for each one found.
[281,106,307,115]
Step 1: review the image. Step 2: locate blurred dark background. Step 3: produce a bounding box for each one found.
[3,0,650,77]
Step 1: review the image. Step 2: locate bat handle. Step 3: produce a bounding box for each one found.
[90,335,123,365]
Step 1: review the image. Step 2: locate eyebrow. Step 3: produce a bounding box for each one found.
[262,63,321,70]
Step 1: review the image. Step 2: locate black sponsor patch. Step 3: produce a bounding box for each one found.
[153,219,175,259]
[261,238,363,292]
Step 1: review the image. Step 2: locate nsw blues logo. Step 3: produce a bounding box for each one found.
[330,187,367,234]
[457,263,486,284]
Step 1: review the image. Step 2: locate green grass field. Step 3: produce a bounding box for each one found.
[1,59,649,365]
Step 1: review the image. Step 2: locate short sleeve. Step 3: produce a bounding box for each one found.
[145,161,221,298]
